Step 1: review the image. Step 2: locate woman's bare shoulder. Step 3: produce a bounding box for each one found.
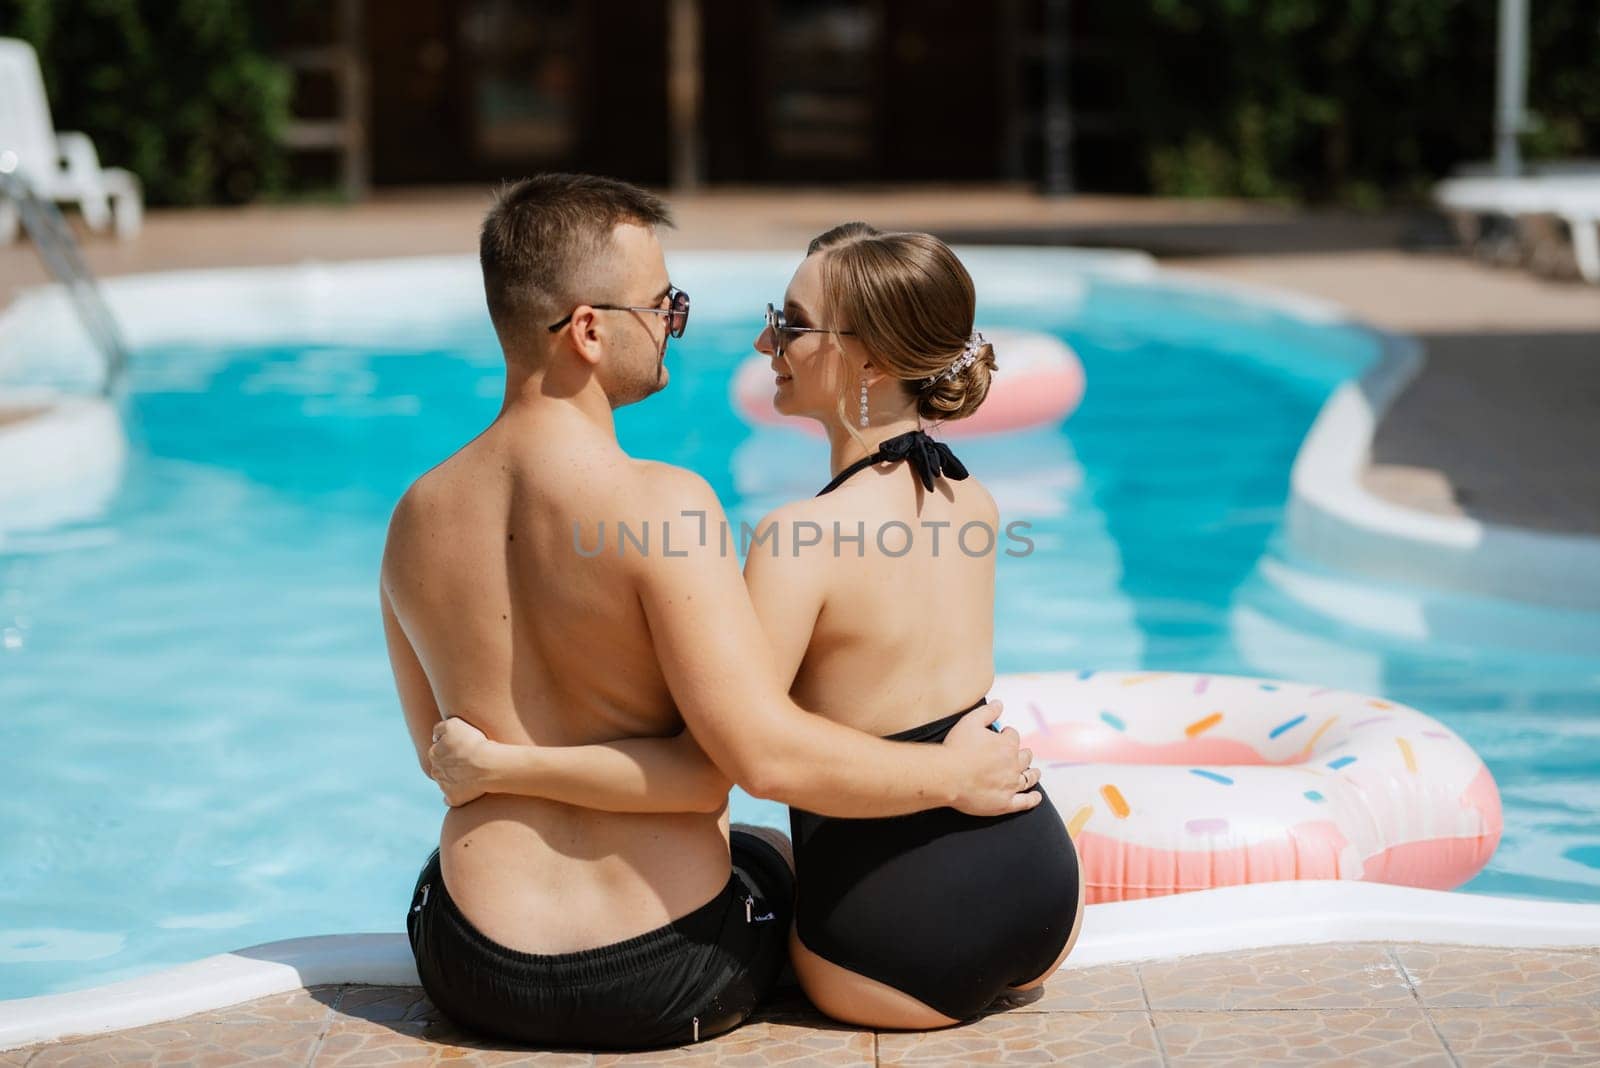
[959,474,1001,523]
[742,494,835,566]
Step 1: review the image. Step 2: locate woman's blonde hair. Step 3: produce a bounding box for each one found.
[807,223,996,435]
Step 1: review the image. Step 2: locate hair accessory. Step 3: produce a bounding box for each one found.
[924,331,987,387]
[858,376,870,427]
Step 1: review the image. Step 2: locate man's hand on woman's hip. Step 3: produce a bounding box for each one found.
[943,700,1041,817]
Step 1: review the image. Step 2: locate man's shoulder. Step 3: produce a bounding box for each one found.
[388,449,476,527]
[626,459,722,512]
[382,437,497,566]
[606,461,737,577]
[386,469,444,539]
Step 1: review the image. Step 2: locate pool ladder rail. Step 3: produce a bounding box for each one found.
[0,163,129,394]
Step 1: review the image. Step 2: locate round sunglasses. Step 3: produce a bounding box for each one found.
[548,285,690,338]
[765,302,855,357]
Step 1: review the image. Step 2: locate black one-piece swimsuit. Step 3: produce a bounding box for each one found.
[790,429,1082,1021]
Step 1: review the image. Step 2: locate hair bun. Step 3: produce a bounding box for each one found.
[807,227,995,428]
[918,337,996,422]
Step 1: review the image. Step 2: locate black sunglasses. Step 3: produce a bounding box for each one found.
[765,302,854,358]
[548,286,690,338]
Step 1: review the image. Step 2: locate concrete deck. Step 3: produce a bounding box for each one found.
[1364,331,1600,536]
[7,943,1598,1065]
[1180,251,1600,540]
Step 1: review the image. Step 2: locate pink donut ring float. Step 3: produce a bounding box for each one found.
[992,670,1503,905]
[730,328,1085,438]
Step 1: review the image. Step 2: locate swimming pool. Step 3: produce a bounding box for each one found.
[2,251,1597,1001]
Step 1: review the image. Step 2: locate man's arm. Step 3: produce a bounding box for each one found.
[380,578,440,778]
[634,468,1037,819]
[427,717,731,813]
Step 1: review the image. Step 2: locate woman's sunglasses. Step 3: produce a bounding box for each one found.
[548,286,690,338]
[765,303,855,358]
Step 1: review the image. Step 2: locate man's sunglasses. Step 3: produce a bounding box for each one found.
[547,286,690,338]
[765,302,855,357]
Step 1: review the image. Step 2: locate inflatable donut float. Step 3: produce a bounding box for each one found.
[991,670,1503,904]
[730,328,1085,439]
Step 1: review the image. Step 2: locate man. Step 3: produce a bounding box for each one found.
[380,174,1038,1050]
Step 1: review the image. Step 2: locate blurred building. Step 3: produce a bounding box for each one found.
[267,0,1092,195]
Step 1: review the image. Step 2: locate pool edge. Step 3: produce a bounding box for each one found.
[1286,328,1600,612]
[4,883,1599,1051]
[0,387,125,538]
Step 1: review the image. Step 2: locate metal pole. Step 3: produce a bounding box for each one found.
[999,0,1024,182]
[338,0,369,200]
[668,0,704,191]
[0,167,129,392]
[1041,0,1072,195]
[1494,0,1529,177]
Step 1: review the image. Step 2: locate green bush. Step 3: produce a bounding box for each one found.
[1099,0,1600,203]
[1,0,291,205]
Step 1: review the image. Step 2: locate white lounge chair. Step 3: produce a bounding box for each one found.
[1436,174,1600,283]
[0,36,143,244]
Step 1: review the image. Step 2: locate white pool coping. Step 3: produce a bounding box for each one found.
[1142,263,1600,615]
[1286,328,1600,612]
[1115,265,1600,617]
[3,882,1597,1051]
[0,388,126,541]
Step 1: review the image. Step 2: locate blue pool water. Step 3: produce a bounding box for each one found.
[2,257,1598,1000]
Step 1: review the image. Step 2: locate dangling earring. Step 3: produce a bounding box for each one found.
[858,376,870,428]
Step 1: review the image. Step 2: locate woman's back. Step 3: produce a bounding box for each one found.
[768,449,1080,1026]
[779,455,998,737]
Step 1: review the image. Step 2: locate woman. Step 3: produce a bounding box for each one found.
[429,224,1084,1029]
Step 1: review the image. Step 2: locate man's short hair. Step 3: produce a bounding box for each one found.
[480,173,673,346]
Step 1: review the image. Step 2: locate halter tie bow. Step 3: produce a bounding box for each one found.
[875,429,970,492]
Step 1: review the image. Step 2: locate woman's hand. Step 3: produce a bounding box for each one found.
[428,717,505,807]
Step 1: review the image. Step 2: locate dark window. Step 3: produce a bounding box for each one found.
[462,0,579,163]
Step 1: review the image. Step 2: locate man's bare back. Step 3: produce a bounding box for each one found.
[381,407,730,952]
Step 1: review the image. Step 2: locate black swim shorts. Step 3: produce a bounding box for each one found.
[406,828,794,1051]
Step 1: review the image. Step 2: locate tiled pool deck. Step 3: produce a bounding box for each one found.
[8,943,1598,1065]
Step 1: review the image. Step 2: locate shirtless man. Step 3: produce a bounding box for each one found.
[379,174,1039,1051]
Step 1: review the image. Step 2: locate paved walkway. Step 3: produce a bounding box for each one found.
[1175,250,1600,539]
[1364,331,1600,536]
[8,943,1598,1065]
